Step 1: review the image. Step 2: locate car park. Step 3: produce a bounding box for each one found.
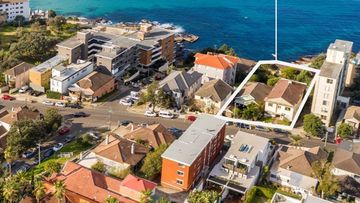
[55,102,66,107]
[119,97,133,106]
[159,111,174,119]
[255,125,271,132]
[19,85,30,93]
[144,110,157,117]
[65,134,76,143]
[2,94,14,101]
[22,149,36,158]
[58,127,70,135]
[73,112,88,117]
[52,143,64,151]
[42,100,54,106]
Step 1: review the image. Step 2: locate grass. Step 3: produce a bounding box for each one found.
[96,89,118,103]
[246,185,302,203]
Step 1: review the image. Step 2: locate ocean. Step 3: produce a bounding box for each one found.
[30,0,360,61]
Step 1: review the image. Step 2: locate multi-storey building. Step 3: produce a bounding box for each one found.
[50,60,93,94]
[0,0,30,22]
[161,115,226,191]
[311,40,353,126]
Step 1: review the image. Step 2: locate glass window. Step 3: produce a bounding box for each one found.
[322,100,328,106]
[176,179,183,185]
[327,79,333,84]
[285,107,291,111]
[177,170,184,176]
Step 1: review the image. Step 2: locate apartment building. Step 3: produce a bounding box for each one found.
[50,60,93,94]
[311,40,353,126]
[56,24,175,76]
[161,115,226,191]
[207,131,271,194]
[0,0,30,22]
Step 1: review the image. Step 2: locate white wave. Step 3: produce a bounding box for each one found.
[158,23,185,33]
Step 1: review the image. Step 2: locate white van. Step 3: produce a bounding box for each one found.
[159,111,174,119]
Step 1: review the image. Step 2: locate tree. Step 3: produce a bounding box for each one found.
[218,44,237,56]
[34,181,46,203]
[337,123,354,139]
[140,189,152,203]
[157,88,175,109]
[290,135,303,148]
[281,67,298,80]
[54,180,66,203]
[312,160,340,198]
[187,190,220,203]
[241,103,263,121]
[44,160,62,174]
[48,9,57,18]
[105,196,119,203]
[139,144,168,180]
[2,177,20,203]
[296,70,312,85]
[13,15,25,27]
[310,54,326,69]
[156,197,170,203]
[48,16,66,31]
[43,108,62,133]
[303,114,324,137]
[4,146,17,175]
[267,76,280,87]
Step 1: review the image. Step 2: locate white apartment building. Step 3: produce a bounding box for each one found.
[311,40,353,126]
[0,0,30,22]
[50,60,93,94]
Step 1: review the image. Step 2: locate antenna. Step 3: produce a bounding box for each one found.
[274,0,278,60]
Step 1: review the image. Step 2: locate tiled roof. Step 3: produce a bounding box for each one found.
[194,53,240,70]
[0,106,41,125]
[195,79,233,102]
[77,71,114,92]
[333,148,360,174]
[93,134,149,166]
[265,79,307,106]
[4,62,34,76]
[240,82,272,102]
[123,123,175,148]
[120,174,156,192]
[159,71,202,93]
[344,105,360,122]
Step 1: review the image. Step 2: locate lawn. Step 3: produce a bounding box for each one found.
[246,185,302,203]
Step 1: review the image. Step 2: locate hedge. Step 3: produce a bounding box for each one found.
[46,90,61,99]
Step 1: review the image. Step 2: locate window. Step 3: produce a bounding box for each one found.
[321,107,328,113]
[268,103,273,107]
[178,163,185,168]
[177,170,184,176]
[322,100,328,106]
[285,107,291,111]
[176,179,183,185]
[321,115,327,120]
[326,79,333,84]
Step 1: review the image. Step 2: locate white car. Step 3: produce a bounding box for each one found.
[119,97,133,106]
[42,100,54,106]
[55,102,66,107]
[52,143,63,151]
[144,110,157,117]
[159,111,174,119]
[19,85,29,93]
[130,91,140,100]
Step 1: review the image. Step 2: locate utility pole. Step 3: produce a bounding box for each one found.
[37,142,41,165]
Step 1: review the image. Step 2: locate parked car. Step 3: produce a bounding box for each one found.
[58,127,70,135]
[42,100,54,106]
[52,143,64,151]
[65,134,76,143]
[42,148,54,158]
[55,102,66,107]
[22,149,36,158]
[67,103,82,109]
[130,91,140,100]
[226,121,234,126]
[30,90,43,97]
[120,120,133,126]
[131,82,140,88]
[16,163,31,173]
[2,94,14,101]
[88,131,101,140]
[255,125,271,132]
[144,110,157,117]
[73,112,88,117]
[274,128,289,135]
[159,111,174,119]
[237,123,250,129]
[19,85,30,93]
[119,97,133,106]
[187,115,197,122]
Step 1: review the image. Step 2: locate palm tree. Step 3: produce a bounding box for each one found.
[4,146,16,175]
[34,181,46,203]
[54,180,66,203]
[289,135,303,148]
[3,178,19,203]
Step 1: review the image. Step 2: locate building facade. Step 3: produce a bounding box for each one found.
[0,0,30,22]
[4,62,34,89]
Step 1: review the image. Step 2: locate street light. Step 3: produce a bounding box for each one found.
[324,126,334,148]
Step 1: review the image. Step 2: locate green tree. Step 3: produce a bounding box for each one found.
[290,135,304,148]
[157,88,175,109]
[105,196,119,203]
[267,76,280,86]
[310,54,326,69]
[140,189,152,203]
[312,160,340,198]
[48,9,57,18]
[13,15,25,27]
[2,177,20,203]
[139,144,168,180]
[337,123,354,139]
[241,103,263,121]
[54,180,66,203]
[218,44,237,56]
[34,181,46,203]
[296,70,312,85]
[43,108,62,133]
[48,16,66,31]
[281,67,298,80]
[303,114,324,137]
[156,197,170,203]
[44,160,62,174]
[187,190,220,203]
[91,161,106,173]
[233,107,241,118]
[4,146,17,175]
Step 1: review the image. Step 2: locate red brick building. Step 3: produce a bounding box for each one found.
[160,115,226,191]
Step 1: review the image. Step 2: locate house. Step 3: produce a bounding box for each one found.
[0,106,42,131]
[68,71,116,102]
[269,146,328,195]
[50,60,94,94]
[207,131,272,195]
[192,52,253,85]
[161,115,226,191]
[123,123,176,149]
[159,70,202,107]
[343,105,360,132]
[4,62,34,89]
[312,40,353,126]
[235,82,272,106]
[42,161,151,203]
[264,79,307,121]
[0,0,30,22]
[78,134,149,172]
[194,79,233,112]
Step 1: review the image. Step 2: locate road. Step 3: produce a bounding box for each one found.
[0,99,337,152]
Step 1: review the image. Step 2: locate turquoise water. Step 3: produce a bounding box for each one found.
[31,0,360,61]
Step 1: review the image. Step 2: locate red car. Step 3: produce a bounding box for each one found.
[2,94,14,101]
[187,115,197,122]
[58,127,70,135]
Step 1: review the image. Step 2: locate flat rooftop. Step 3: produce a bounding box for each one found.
[319,61,343,79]
[161,115,226,166]
[127,27,174,49]
[328,39,353,54]
[32,55,65,73]
[57,37,83,49]
[52,61,92,81]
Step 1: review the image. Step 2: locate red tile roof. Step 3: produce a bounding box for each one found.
[194,53,240,70]
[121,174,157,192]
[265,79,307,106]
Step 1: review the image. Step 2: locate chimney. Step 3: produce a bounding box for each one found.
[79,152,83,160]
[105,135,110,145]
[131,143,135,154]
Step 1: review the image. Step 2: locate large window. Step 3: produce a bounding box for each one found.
[177,170,184,176]
[327,79,333,84]
[176,179,183,185]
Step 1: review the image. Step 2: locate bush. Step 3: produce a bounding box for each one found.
[44,160,62,174]
[108,168,130,179]
[338,123,354,138]
[46,90,61,99]
[244,187,257,203]
[91,161,106,173]
[139,144,167,180]
[303,114,324,137]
